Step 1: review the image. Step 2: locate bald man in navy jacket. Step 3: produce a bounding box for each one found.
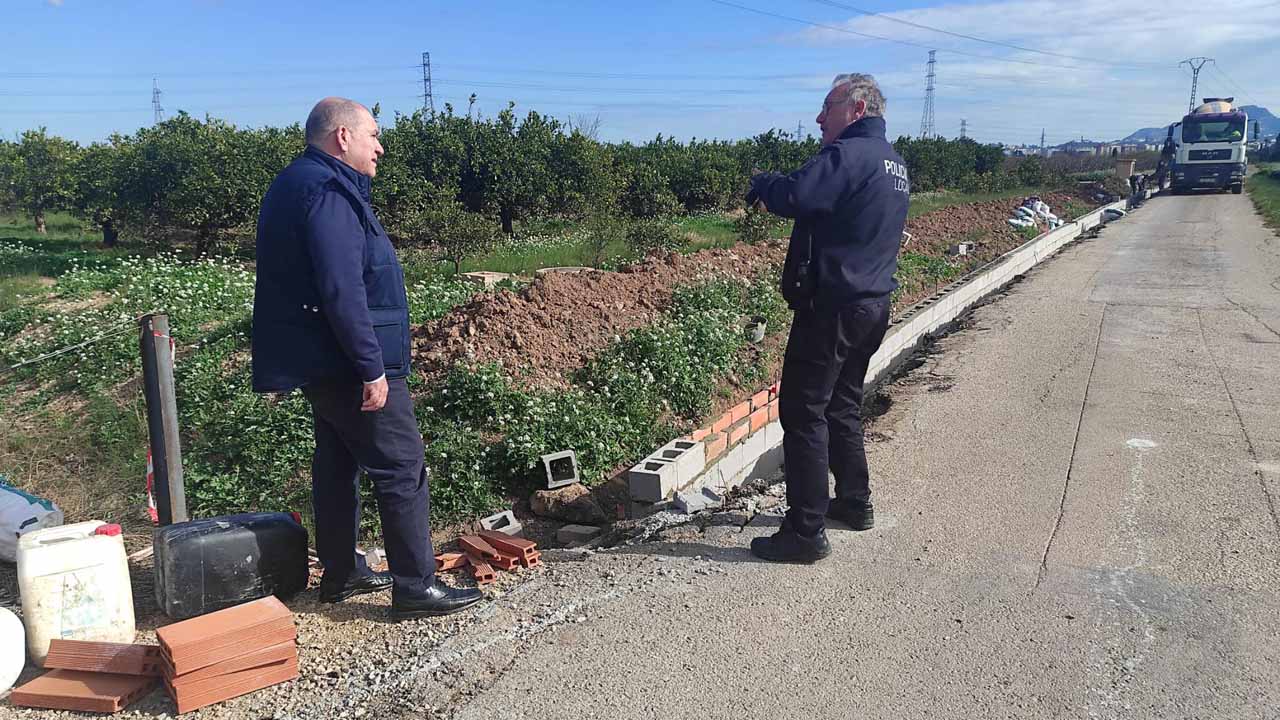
[253,97,481,618]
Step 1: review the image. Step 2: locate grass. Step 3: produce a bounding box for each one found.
[394,211,775,281]
[0,274,48,312]
[1246,170,1280,231]
[676,214,741,249]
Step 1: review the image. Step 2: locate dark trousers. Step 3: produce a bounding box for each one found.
[302,377,435,596]
[779,297,891,536]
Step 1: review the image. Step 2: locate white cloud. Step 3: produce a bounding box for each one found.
[46,0,64,6]
[777,0,1280,142]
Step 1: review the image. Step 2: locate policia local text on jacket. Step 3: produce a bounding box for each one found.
[251,146,438,604]
[749,115,910,542]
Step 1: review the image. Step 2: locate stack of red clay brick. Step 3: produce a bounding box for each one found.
[435,530,541,586]
[9,640,161,713]
[157,595,298,714]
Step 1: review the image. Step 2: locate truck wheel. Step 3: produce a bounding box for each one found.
[1231,184,1243,195]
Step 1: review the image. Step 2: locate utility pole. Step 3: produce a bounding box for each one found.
[1041,128,1047,157]
[421,51,435,115]
[918,50,936,139]
[960,118,967,139]
[1179,57,1212,114]
[796,120,804,140]
[152,78,164,124]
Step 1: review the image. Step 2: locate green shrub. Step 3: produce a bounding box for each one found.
[582,211,628,266]
[625,217,687,257]
[733,206,775,244]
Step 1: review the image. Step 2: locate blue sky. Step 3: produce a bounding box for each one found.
[3,0,1278,147]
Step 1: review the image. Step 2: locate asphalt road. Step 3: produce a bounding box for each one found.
[432,191,1280,720]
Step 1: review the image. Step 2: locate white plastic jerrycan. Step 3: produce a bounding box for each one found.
[17,521,136,666]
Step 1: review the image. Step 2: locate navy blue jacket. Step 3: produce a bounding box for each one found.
[251,146,410,393]
[752,116,910,311]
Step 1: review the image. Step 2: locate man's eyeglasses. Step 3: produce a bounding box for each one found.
[821,98,853,113]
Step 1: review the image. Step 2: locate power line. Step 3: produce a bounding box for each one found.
[706,0,1154,71]
[0,64,419,79]
[802,0,1168,69]
[1209,63,1262,107]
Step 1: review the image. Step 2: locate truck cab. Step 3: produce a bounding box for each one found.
[1171,97,1248,194]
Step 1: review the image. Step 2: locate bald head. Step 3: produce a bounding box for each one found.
[305,96,384,177]
[305,97,372,146]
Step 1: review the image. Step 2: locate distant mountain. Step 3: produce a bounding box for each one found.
[1118,127,1168,144]
[1240,105,1280,137]
[1115,105,1277,143]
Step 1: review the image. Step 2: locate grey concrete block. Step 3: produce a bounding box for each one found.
[674,489,713,514]
[674,487,725,514]
[656,439,706,489]
[541,450,580,490]
[629,458,677,502]
[479,510,523,536]
[556,524,602,545]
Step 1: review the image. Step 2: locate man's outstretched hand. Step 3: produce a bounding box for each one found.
[362,376,388,412]
[746,170,769,211]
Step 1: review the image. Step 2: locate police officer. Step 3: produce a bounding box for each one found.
[253,98,483,618]
[746,74,910,563]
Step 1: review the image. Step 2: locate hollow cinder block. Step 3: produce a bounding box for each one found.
[628,458,677,502]
[541,450,580,490]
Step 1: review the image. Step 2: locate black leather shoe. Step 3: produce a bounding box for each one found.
[319,570,394,604]
[750,526,831,563]
[391,580,485,619]
[826,499,875,530]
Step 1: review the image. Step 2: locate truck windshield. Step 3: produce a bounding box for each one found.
[1182,117,1246,144]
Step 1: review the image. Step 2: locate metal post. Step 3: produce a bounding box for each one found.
[140,313,187,525]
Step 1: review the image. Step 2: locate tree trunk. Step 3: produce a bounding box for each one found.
[34,210,47,235]
[195,228,213,256]
[102,219,118,248]
[500,206,513,235]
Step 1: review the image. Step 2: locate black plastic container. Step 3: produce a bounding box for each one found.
[153,512,309,619]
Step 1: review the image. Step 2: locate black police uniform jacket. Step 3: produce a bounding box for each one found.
[251,146,410,393]
[752,116,910,311]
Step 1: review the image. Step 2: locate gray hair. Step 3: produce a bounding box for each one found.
[830,73,885,118]
[305,97,372,145]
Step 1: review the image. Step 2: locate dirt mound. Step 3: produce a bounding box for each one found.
[904,191,1087,256]
[413,192,1101,391]
[413,241,787,390]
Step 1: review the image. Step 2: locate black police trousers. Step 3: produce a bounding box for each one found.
[302,377,436,596]
[779,297,891,537]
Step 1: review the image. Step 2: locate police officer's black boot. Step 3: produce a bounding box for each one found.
[826,499,875,531]
[750,522,832,564]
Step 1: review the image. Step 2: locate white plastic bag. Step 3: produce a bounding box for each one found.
[0,477,63,563]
